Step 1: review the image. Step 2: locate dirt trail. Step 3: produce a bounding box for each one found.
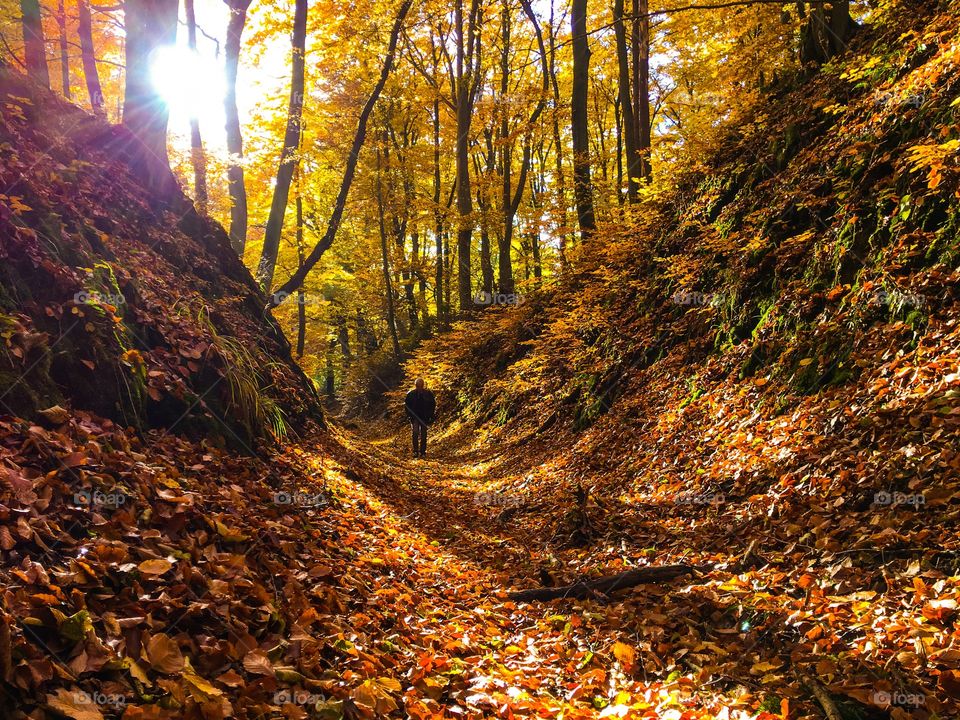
[301,423,765,719]
[302,420,958,719]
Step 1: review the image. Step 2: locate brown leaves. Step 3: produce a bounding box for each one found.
[45,688,104,720]
[242,650,274,677]
[146,634,184,674]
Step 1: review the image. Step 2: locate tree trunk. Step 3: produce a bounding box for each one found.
[295,164,306,359]
[185,0,209,213]
[477,142,495,296]
[828,0,854,56]
[497,4,515,296]
[455,0,481,313]
[432,95,445,329]
[376,144,403,359]
[56,0,70,99]
[614,94,624,206]
[256,0,307,292]
[388,125,419,334]
[224,0,252,255]
[413,230,429,333]
[548,1,568,264]
[614,0,640,202]
[800,1,855,65]
[77,0,104,115]
[324,344,335,396]
[570,0,596,241]
[20,0,50,89]
[123,0,179,166]
[631,0,651,179]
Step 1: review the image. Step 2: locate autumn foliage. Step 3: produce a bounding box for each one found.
[1,0,960,719]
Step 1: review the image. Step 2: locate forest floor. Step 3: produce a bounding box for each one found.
[295,418,955,720]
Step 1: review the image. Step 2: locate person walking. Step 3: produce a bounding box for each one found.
[404,378,436,458]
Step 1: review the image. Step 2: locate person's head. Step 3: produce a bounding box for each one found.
[415,378,425,390]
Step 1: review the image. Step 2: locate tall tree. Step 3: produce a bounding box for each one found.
[614,0,639,201]
[375,139,403,358]
[294,162,307,358]
[20,0,50,88]
[800,0,856,64]
[269,0,413,306]
[431,88,446,327]
[498,0,548,295]
[257,0,307,292]
[454,0,482,312]
[77,0,104,115]
[547,0,568,264]
[56,0,70,99]
[185,0,209,213]
[224,0,253,254]
[570,0,596,240]
[123,0,179,165]
[631,0,651,179]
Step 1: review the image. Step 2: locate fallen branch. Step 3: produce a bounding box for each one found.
[507,563,699,601]
[798,671,843,720]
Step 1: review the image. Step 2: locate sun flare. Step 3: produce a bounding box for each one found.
[150,44,226,135]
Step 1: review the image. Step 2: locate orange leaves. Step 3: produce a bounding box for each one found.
[906,139,960,189]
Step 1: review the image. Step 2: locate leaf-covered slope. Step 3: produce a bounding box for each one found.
[411,0,960,470]
[0,65,318,447]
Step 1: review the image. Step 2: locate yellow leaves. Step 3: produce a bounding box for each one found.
[137,558,173,576]
[183,669,224,700]
[121,349,145,371]
[214,518,250,542]
[352,677,401,714]
[906,139,959,189]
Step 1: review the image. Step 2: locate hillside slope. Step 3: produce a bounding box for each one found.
[0,65,318,448]
[410,0,960,511]
[397,0,960,712]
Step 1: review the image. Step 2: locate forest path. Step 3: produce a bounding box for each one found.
[299,419,952,719]
[298,421,761,719]
[302,422,633,719]
[322,420,540,580]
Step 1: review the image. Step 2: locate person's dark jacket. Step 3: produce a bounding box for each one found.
[405,387,436,425]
